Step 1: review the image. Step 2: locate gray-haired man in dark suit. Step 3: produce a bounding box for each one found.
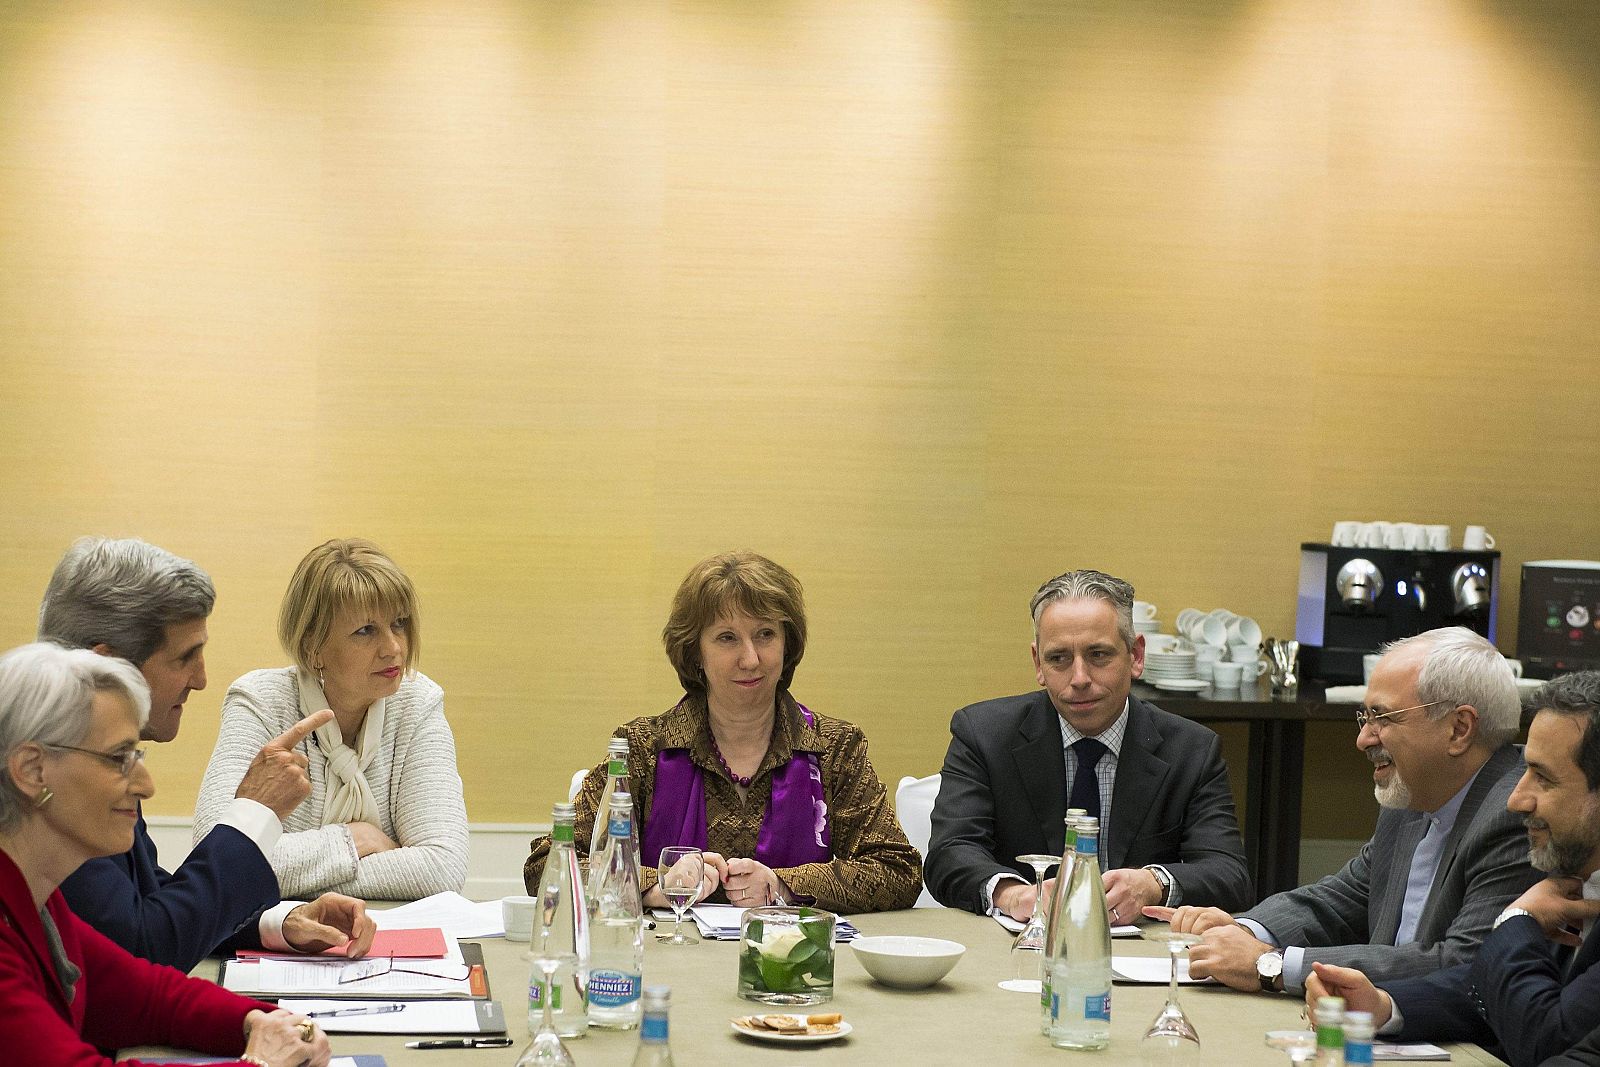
[1154,626,1537,995]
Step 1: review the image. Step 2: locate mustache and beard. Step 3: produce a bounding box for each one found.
[1525,802,1600,877]
[1368,745,1411,810]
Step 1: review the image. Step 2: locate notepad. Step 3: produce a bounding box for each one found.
[236,927,448,961]
[278,999,506,1036]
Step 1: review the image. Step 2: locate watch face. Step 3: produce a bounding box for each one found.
[1257,953,1283,978]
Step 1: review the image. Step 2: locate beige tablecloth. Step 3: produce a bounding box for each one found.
[127,907,1509,1065]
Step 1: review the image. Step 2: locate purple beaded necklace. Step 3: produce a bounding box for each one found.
[711,736,754,787]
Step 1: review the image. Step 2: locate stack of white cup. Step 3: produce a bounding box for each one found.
[1173,608,1264,687]
[1329,521,1497,552]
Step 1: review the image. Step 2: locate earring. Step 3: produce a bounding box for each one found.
[34,788,53,809]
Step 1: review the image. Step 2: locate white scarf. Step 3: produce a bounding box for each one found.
[297,669,384,827]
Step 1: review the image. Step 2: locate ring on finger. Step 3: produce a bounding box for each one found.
[298,1021,316,1043]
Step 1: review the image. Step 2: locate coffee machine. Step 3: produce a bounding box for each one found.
[1296,542,1501,685]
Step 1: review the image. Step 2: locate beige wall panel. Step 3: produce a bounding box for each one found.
[1,2,1596,849]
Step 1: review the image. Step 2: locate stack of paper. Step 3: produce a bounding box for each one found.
[372,892,505,939]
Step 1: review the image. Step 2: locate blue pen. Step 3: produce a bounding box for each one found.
[307,1003,406,1018]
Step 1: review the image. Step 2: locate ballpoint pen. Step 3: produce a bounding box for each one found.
[404,1037,514,1049]
[306,1004,407,1018]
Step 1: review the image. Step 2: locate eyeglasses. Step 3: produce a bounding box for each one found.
[42,743,147,777]
[1354,699,1451,731]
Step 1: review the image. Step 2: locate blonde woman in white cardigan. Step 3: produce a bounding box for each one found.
[195,539,467,900]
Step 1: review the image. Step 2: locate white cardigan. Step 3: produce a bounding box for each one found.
[194,667,469,901]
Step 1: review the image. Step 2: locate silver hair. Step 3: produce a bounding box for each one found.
[0,642,151,832]
[38,537,215,666]
[1030,569,1137,650]
[1381,626,1520,747]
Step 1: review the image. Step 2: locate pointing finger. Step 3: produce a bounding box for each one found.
[269,709,334,751]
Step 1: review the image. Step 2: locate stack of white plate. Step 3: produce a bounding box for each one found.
[1143,643,1206,692]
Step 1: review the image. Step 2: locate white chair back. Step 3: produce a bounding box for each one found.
[895,772,943,908]
[567,768,588,803]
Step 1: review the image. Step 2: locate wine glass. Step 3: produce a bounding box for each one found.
[1139,928,1201,1065]
[1264,1029,1317,1065]
[1009,854,1058,982]
[514,955,576,1067]
[658,845,704,946]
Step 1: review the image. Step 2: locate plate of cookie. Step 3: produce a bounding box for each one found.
[731,1012,852,1044]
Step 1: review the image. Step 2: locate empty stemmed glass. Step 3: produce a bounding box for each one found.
[658,845,704,946]
[1139,928,1201,1064]
[514,955,576,1067]
[1009,854,1059,982]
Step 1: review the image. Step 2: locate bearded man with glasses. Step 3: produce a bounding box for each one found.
[1311,671,1600,1067]
[1150,626,1537,994]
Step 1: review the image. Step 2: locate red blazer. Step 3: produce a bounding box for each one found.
[0,847,274,1065]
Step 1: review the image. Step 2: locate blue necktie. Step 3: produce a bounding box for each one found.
[1068,737,1107,827]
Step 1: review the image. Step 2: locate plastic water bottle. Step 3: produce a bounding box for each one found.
[631,986,674,1066]
[1048,817,1112,1050]
[587,792,644,1030]
[1343,1010,1374,1067]
[1314,995,1346,1066]
[588,737,632,873]
[1040,808,1087,1034]
[528,801,588,1038]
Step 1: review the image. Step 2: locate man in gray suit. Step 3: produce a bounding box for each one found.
[1153,626,1536,994]
[926,569,1252,922]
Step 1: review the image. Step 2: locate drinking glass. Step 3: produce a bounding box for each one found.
[658,846,704,946]
[1009,854,1058,982]
[515,955,576,1066]
[1139,929,1201,1065]
[1264,1029,1317,1065]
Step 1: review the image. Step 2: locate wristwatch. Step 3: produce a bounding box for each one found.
[1494,907,1534,929]
[1256,950,1285,993]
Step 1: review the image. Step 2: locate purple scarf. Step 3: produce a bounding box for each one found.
[640,700,832,870]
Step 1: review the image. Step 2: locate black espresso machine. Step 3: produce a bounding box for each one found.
[1295,542,1501,685]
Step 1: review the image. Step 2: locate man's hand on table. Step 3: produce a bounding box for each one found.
[1102,868,1163,926]
[1307,962,1393,1028]
[994,877,1052,922]
[1146,906,1272,992]
[284,893,377,958]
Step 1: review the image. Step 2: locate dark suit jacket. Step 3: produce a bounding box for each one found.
[59,807,279,972]
[1242,744,1538,983]
[1386,912,1600,1067]
[924,691,1252,914]
[1545,1025,1600,1067]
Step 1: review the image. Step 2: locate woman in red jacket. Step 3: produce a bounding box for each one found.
[0,641,331,1067]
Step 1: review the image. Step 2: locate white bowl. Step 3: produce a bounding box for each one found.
[850,935,965,989]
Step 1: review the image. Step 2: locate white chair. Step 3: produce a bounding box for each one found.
[567,768,588,803]
[895,773,943,909]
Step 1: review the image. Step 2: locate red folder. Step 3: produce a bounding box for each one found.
[236,926,449,960]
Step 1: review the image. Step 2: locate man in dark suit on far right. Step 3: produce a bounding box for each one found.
[1310,671,1600,1067]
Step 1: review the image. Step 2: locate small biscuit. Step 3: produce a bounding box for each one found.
[807,1013,842,1025]
[807,1023,841,1035]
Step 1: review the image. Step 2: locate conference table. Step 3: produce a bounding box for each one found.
[132,907,1506,1065]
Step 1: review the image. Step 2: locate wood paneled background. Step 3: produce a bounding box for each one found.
[1,1,1596,844]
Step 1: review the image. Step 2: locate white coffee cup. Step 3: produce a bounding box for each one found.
[1463,525,1496,551]
[501,895,538,942]
[1504,657,1524,679]
[1362,653,1382,683]
[1211,661,1244,687]
[1424,525,1451,551]
[1359,521,1392,548]
[1176,608,1202,631]
[1227,616,1262,647]
[1133,600,1158,622]
[1195,645,1226,666]
[1394,523,1423,550]
[1188,615,1228,647]
[1331,520,1362,547]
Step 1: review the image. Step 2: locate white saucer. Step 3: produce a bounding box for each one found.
[731,1019,853,1044]
[1151,679,1209,692]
